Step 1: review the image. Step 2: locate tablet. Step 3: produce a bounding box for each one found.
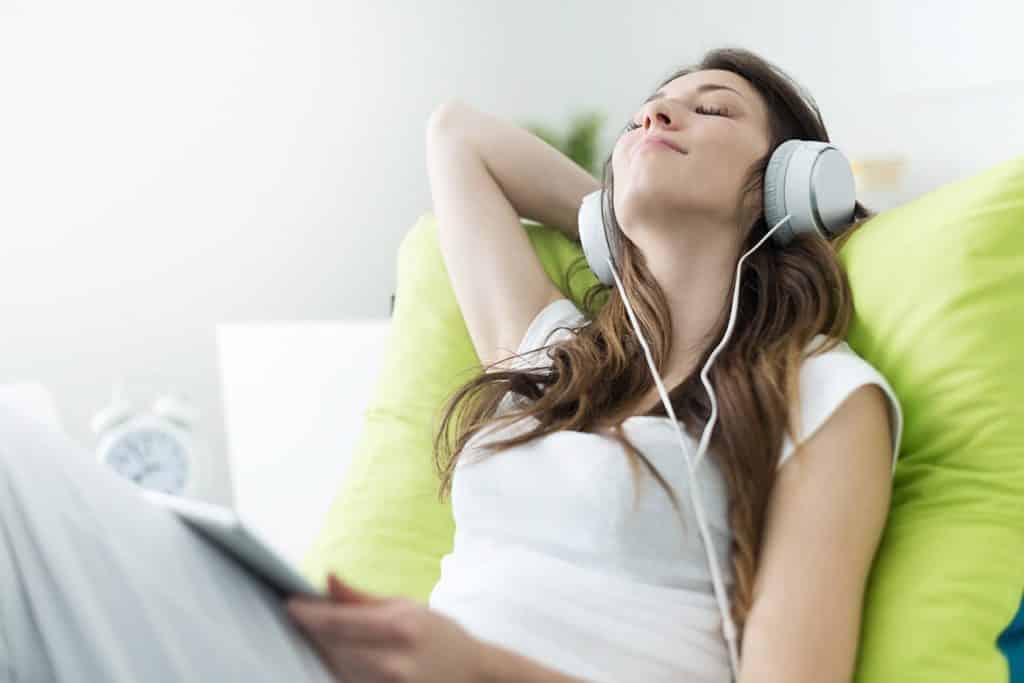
[142,489,326,599]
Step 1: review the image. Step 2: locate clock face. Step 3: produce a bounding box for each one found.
[104,428,190,495]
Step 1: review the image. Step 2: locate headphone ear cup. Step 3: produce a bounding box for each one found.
[764,139,801,246]
[579,189,615,286]
[764,139,857,247]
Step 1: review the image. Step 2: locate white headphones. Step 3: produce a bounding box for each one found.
[576,138,857,681]
[580,139,857,286]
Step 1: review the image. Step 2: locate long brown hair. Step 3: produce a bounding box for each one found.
[431,47,871,645]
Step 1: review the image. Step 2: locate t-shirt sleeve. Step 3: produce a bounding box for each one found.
[777,342,904,477]
[524,297,587,349]
[491,298,587,417]
[508,297,588,367]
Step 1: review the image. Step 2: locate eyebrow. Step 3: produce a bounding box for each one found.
[643,83,747,105]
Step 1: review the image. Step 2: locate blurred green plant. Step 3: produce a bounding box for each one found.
[523,111,606,178]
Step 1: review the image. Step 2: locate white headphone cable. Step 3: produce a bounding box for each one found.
[603,213,792,681]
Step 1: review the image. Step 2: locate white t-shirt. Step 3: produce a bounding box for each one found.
[428,297,904,683]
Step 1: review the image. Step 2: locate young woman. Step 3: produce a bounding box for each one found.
[0,48,901,683]
[425,47,902,682]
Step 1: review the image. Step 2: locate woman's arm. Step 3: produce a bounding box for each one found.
[429,98,601,242]
[739,385,895,682]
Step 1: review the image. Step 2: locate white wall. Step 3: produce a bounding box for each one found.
[2,0,1021,505]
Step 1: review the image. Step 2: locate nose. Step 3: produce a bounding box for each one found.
[641,99,682,133]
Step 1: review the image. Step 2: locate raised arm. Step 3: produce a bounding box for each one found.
[425,100,599,371]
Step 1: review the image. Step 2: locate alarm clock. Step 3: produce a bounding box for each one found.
[91,387,200,497]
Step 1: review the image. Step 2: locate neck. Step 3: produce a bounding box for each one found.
[624,215,741,384]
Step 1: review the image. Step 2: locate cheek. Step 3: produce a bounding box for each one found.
[611,138,629,172]
[694,136,755,182]
[611,134,661,182]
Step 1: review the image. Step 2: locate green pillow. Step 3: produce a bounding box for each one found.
[302,154,1024,681]
[841,154,1024,682]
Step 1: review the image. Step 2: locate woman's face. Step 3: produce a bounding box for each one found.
[611,69,773,235]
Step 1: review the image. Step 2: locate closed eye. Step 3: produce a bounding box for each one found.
[696,104,729,116]
[625,104,730,131]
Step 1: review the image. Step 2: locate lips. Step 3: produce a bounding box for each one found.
[635,135,685,156]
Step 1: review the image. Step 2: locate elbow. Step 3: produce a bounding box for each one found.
[427,98,472,138]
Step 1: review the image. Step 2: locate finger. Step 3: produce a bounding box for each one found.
[328,573,386,604]
[287,600,403,646]
[297,625,386,683]
[299,626,374,683]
